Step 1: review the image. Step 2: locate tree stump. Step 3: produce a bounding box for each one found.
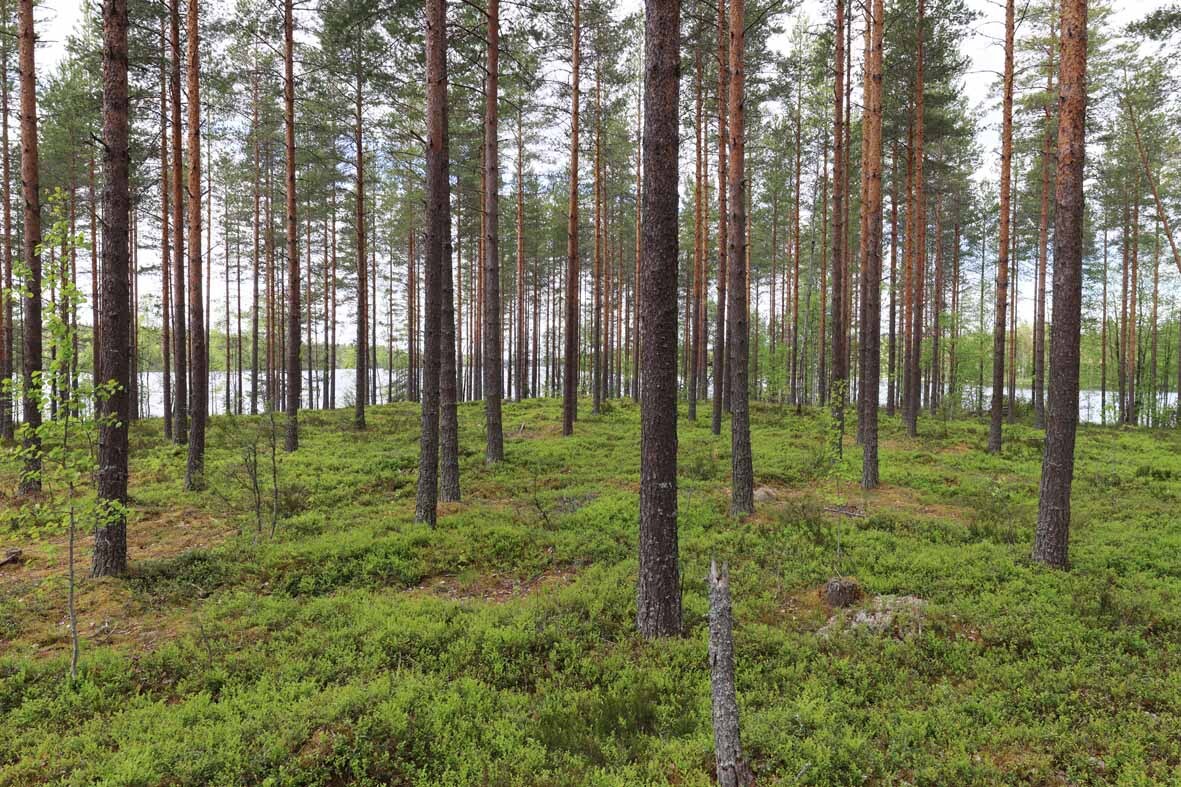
[823,576,861,608]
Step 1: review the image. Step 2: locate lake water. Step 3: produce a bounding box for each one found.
[43,367,1178,429]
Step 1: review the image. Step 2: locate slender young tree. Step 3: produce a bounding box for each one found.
[93,0,131,577]
[483,0,504,461]
[416,0,448,526]
[185,0,206,490]
[16,0,40,495]
[989,0,1015,453]
[637,0,682,640]
[562,0,581,436]
[727,0,753,515]
[1033,0,1085,569]
[284,0,300,451]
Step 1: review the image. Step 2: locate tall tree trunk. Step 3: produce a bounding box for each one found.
[902,126,914,423]
[886,150,897,415]
[456,196,465,401]
[727,0,753,516]
[251,69,260,415]
[1033,0,1085,569]
[593,63,604,415]
[283,0,300,451]
[439,145,461,499]
[830,0,847,452]
[689,45,702,420]
[266,148,275,410]
[1008,195,1018,424]
[711,0,729,435]
[769,193,776,367]
[636,0,682,640]
[169,0,187,444]
[818,136,828,405]
[371,215,379,406]
[330,190,337,407]
[989,0,1015,453]
[1119,193,1128,422]
[16,0,40,494]
[791,79,802,410]
[532,243,539,396]
[416,0,448,526]
[89,158,97,400]
[306,211,314,410]
[949,219,961,404]
[906,0,925,438]
[0,0,11,442]
[94,0,131,575]
[354,74,367,428]
[516,108,527,401]
[1100,222,1107,423]
[562,0,580,436]
[860,0,884,489]
[842,3,853,399]
[238,214,244,412]
[484,0,504,461]
[1150,222,1160,424]
[930,203,942,414]
[1033,34,1054,428]
[631,82,641,402]
[407,227,416,401]
[159,22,172,438]
[185,0,206,490]
[1128,184,1139,425]
[855,14,871,442]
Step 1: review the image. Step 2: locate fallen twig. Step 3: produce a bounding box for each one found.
[824,505,865,518]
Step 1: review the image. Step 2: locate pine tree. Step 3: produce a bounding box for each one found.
[93,0,131,576]
[727,0,753,516]
[283,0,300,451]
[989,0,1015,454]
[1033,0,1086,569]
[185,0,206,490]
[483,0,504,462]
[637,0,682,640]
[16,0,41,495]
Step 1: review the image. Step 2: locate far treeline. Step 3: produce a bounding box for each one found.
[8,0,1179,616]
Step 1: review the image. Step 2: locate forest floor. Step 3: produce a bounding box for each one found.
[2,397,1181,785]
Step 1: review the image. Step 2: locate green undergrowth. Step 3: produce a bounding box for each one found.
[3,397,1181,784]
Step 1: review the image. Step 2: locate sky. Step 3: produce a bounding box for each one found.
[38,0,84,70]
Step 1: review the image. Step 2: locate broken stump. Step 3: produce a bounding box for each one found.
[823,576,862,608]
